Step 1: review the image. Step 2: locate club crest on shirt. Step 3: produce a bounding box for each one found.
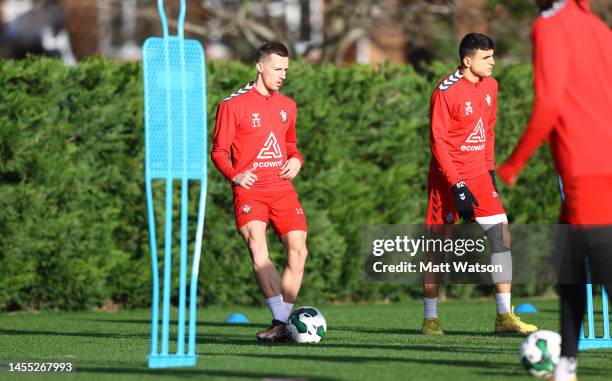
[280,109,288,123]
[251,113,261,128]
[465,101,473,115]
[241,204,252,215]
[486,94,492,108]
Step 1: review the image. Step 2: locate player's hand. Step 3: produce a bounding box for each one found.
[452,180,479,220]
[489,170,499,192]
[232,169,258,189]
[279,158,302,180]
[496,163,517,185]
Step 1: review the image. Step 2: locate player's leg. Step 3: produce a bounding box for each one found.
[556,284,584,381]
[583,225,612,291]
[477,220,512,310]
[423,266,443,335]
[471,173,537,334]
[238,221,290,341]
[555,225,612,381]
[554,178,612,380]
[555,178,612,380]
[422,172,455,335]
[554,227,587,381]
[269,189,308,317]
[280,230,308,310]
[234,194,289,341]
[239,221,282,299]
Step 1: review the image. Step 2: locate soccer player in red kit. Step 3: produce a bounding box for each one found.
[211,42,307,342]
[423,33,537,335]
[498,1,612,380]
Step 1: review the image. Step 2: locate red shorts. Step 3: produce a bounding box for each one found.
[426,171,506,225]
[561,177,612,225]
[233,189,307,236]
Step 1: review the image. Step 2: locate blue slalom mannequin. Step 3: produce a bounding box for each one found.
[143,0,207,368]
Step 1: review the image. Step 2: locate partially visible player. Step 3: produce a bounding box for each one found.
[423,33,537,335]
[497,1,612,380]
[211,42,308,342]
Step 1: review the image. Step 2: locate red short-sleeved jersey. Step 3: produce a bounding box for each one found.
[498,0,612,184]
[211,83,304,194]
[429,68,498,186]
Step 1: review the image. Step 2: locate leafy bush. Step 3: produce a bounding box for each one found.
[0,57,559,311]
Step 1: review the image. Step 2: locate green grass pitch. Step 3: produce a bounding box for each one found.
[1,299,611,380]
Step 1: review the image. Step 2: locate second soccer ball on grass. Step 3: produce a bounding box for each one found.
[520,330,561,378]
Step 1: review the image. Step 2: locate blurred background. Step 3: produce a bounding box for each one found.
[2,0,611,68]
[1,1,611,311]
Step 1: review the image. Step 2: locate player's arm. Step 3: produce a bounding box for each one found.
[486,81,498,191]
[430,90,461,185]
[430,91,478,219]
[211,101,257,188]
[497,19,569,185]
[279,104,303,180]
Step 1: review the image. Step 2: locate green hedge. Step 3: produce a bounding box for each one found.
[0,57,560,311]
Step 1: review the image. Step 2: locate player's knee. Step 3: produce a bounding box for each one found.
[287,247,308,270]
[247,240,269,267]
[251,253,271,271]
[502,223,511,248]
[247,238,266,254]
[486,223,510,253]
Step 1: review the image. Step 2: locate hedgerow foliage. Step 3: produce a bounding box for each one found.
[0,57,558,311]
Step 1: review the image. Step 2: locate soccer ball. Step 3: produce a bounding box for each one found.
[286,306,327,343]
[520,330,561,378]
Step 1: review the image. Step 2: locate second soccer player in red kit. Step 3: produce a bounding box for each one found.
[211,42,308,342]
[422,33,537,335]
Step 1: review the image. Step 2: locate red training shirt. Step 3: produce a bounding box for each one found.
[498,0,612,184]
[429,68,498,186]
[211,82,304,194]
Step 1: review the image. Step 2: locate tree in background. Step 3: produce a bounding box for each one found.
[1,0,610,65]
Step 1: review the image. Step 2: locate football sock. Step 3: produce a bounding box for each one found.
[266,294,290,323]
[495,292,511,315]
[284,302,294,315]
[553,356,577,381]
[424,297,438,319]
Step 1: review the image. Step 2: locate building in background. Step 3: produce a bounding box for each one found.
[0,0,610,66]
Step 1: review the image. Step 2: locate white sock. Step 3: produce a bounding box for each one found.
[284,302,294,315]
[424,297,438,319]
[495,292,511,315]
[265,295,290,323]
[554,356,577,381]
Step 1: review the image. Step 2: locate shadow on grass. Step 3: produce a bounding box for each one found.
[325,325,518,338]
[229,352,609,377]
[0,328,149,339]
[200,338,514,355]
[76,366,339,380]
[80,318,269,329]
[223,351,514,370]
[0,328,251,343]
[79,319,518,339]
[0,326,516,357]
